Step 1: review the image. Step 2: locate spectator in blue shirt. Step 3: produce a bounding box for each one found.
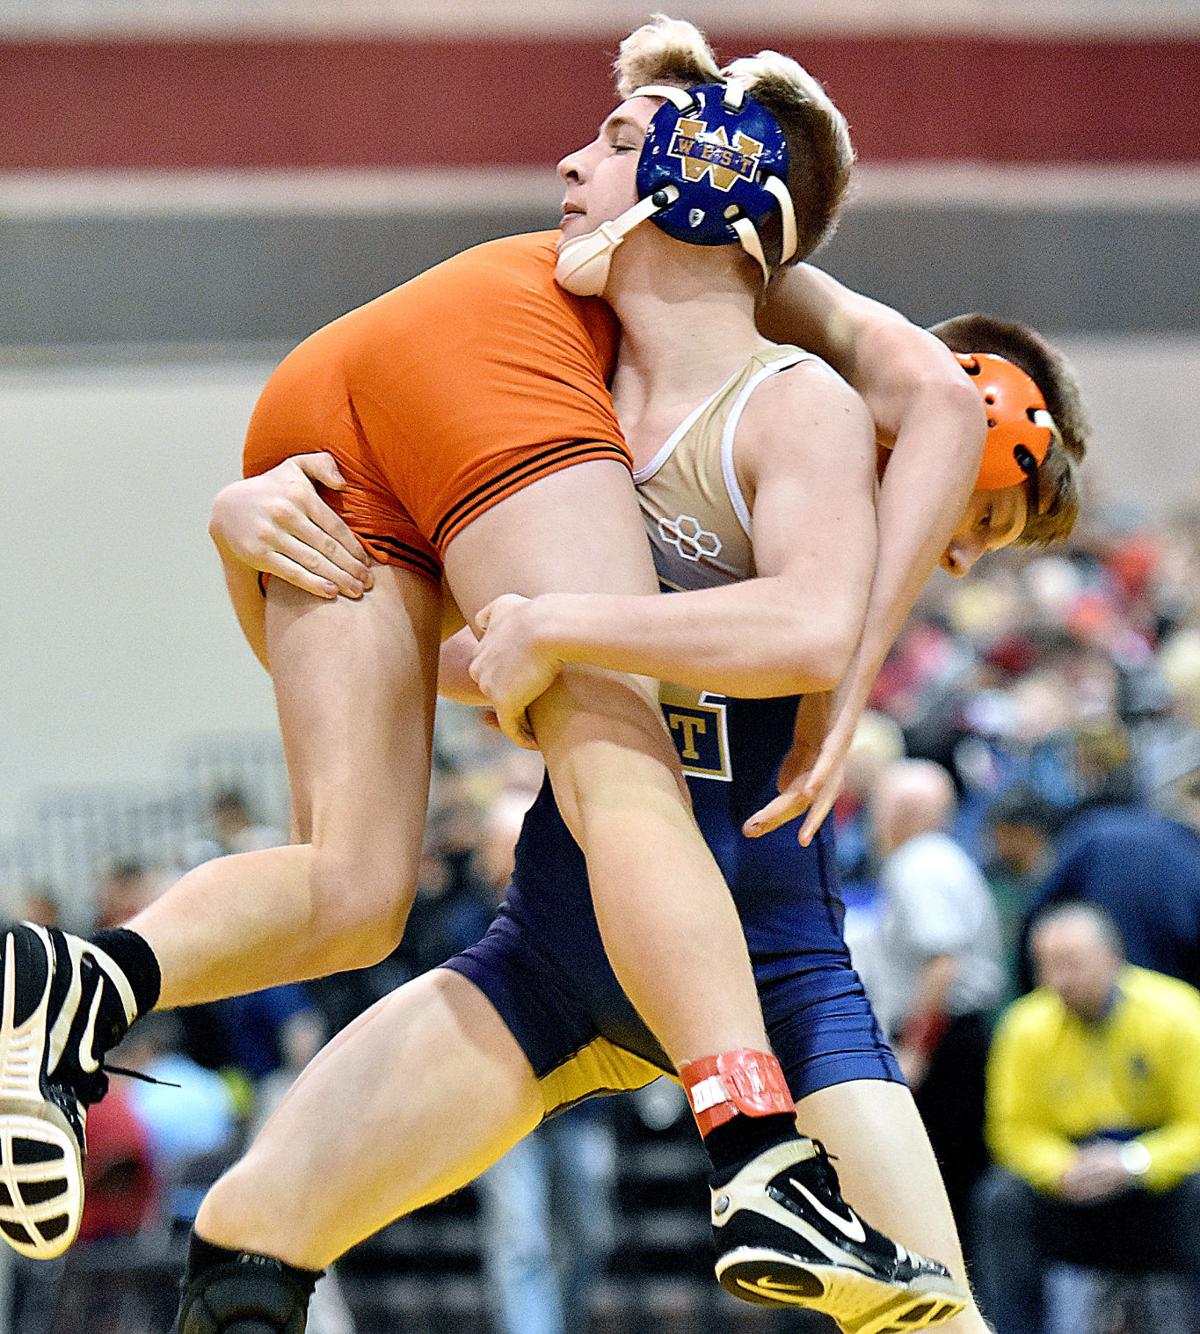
[1003,756,1200,992]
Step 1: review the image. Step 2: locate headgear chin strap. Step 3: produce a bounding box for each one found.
[957,352,1056,490]
[555,81,797,298]
[555,185,679,296]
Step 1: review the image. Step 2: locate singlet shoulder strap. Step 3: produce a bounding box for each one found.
[634,366,742,485]
[720,348,813,538]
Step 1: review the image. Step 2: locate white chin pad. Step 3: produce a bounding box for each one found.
[555,228,617,296]
[554,188,679,297]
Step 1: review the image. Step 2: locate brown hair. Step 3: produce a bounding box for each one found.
[930,313,1089,548]
[614,15,854,268]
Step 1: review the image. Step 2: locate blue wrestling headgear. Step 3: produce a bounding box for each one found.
[555,81,799,297]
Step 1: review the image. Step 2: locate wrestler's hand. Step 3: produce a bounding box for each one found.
[743,688,860,845]
[470,594,562,749]
[208,453,374,600]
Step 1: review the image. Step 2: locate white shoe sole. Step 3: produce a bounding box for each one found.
[716,1246,967,1332]
[0,927,83,1260]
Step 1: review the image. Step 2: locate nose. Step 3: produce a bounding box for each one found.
[941,543,981,579]
[557,149,585,185]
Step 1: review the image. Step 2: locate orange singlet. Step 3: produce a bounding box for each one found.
[243,231,627,582]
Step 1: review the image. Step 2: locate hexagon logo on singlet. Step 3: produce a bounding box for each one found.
[658,514,722,563]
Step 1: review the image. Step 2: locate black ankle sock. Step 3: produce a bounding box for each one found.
[705,1111,798,1181]
[185,1230,323,1294]
[89,927,162,1019]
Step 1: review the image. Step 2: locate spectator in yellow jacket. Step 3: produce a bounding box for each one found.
[974,901,1200,1333]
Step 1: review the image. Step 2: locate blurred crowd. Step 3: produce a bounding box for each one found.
[4,500,1200,1333]
[836,498,1200,1333]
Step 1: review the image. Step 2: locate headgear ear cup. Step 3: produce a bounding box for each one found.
[635,83,795,276]
[554,83,795,297]
[956,352,1055,490]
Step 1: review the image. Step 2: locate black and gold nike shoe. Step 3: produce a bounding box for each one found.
[712,1138,967,1333]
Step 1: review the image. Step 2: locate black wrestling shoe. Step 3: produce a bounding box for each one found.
[712,1138,967,1333]
[0,923,84,1258]
[173,1250,320,1334]
[0,922,139,1259]
[43,926,140,1102]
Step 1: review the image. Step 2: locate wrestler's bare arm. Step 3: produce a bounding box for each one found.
[206,464,486,714]
[761,266,984,664]
[761,263,979,440]
[748,266,986,840]
[470,365,877,706]
[213,454,373,596]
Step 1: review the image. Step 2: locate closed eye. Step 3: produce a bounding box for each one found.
[603,110,646,152]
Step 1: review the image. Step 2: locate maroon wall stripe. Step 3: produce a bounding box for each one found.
[4,34,1198,171]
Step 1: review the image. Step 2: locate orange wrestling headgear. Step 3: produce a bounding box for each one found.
[957,352,1055,491]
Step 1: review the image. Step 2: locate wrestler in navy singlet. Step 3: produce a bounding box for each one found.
[443,347,902,1114]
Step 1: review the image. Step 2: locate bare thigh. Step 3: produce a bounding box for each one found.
[796,1080,992,1333]
[442,459,688,841]
[265,565,442,957]
[132,565,445,999]
[443,460,660,610]
[195,969,543,1269]
[443,461,769,1063]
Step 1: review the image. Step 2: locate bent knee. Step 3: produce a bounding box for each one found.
[306,849,416,968]
[537,666,683,795]
[554,661,661,719]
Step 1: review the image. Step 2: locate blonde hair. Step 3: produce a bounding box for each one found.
[615,13,721,95]
[614,15,855,267]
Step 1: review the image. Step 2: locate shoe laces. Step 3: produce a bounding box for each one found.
[104,1062,181,1090]
[805,1139,843,1194]
[58,1060,181,1109]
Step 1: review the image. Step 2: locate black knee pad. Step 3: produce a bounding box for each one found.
[174,1253,317,1334]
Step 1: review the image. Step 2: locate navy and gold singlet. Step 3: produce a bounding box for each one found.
[443,347,902,1114]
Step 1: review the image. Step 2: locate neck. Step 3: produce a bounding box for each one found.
[1072,982,1121,1026]
[604,236,767,429]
